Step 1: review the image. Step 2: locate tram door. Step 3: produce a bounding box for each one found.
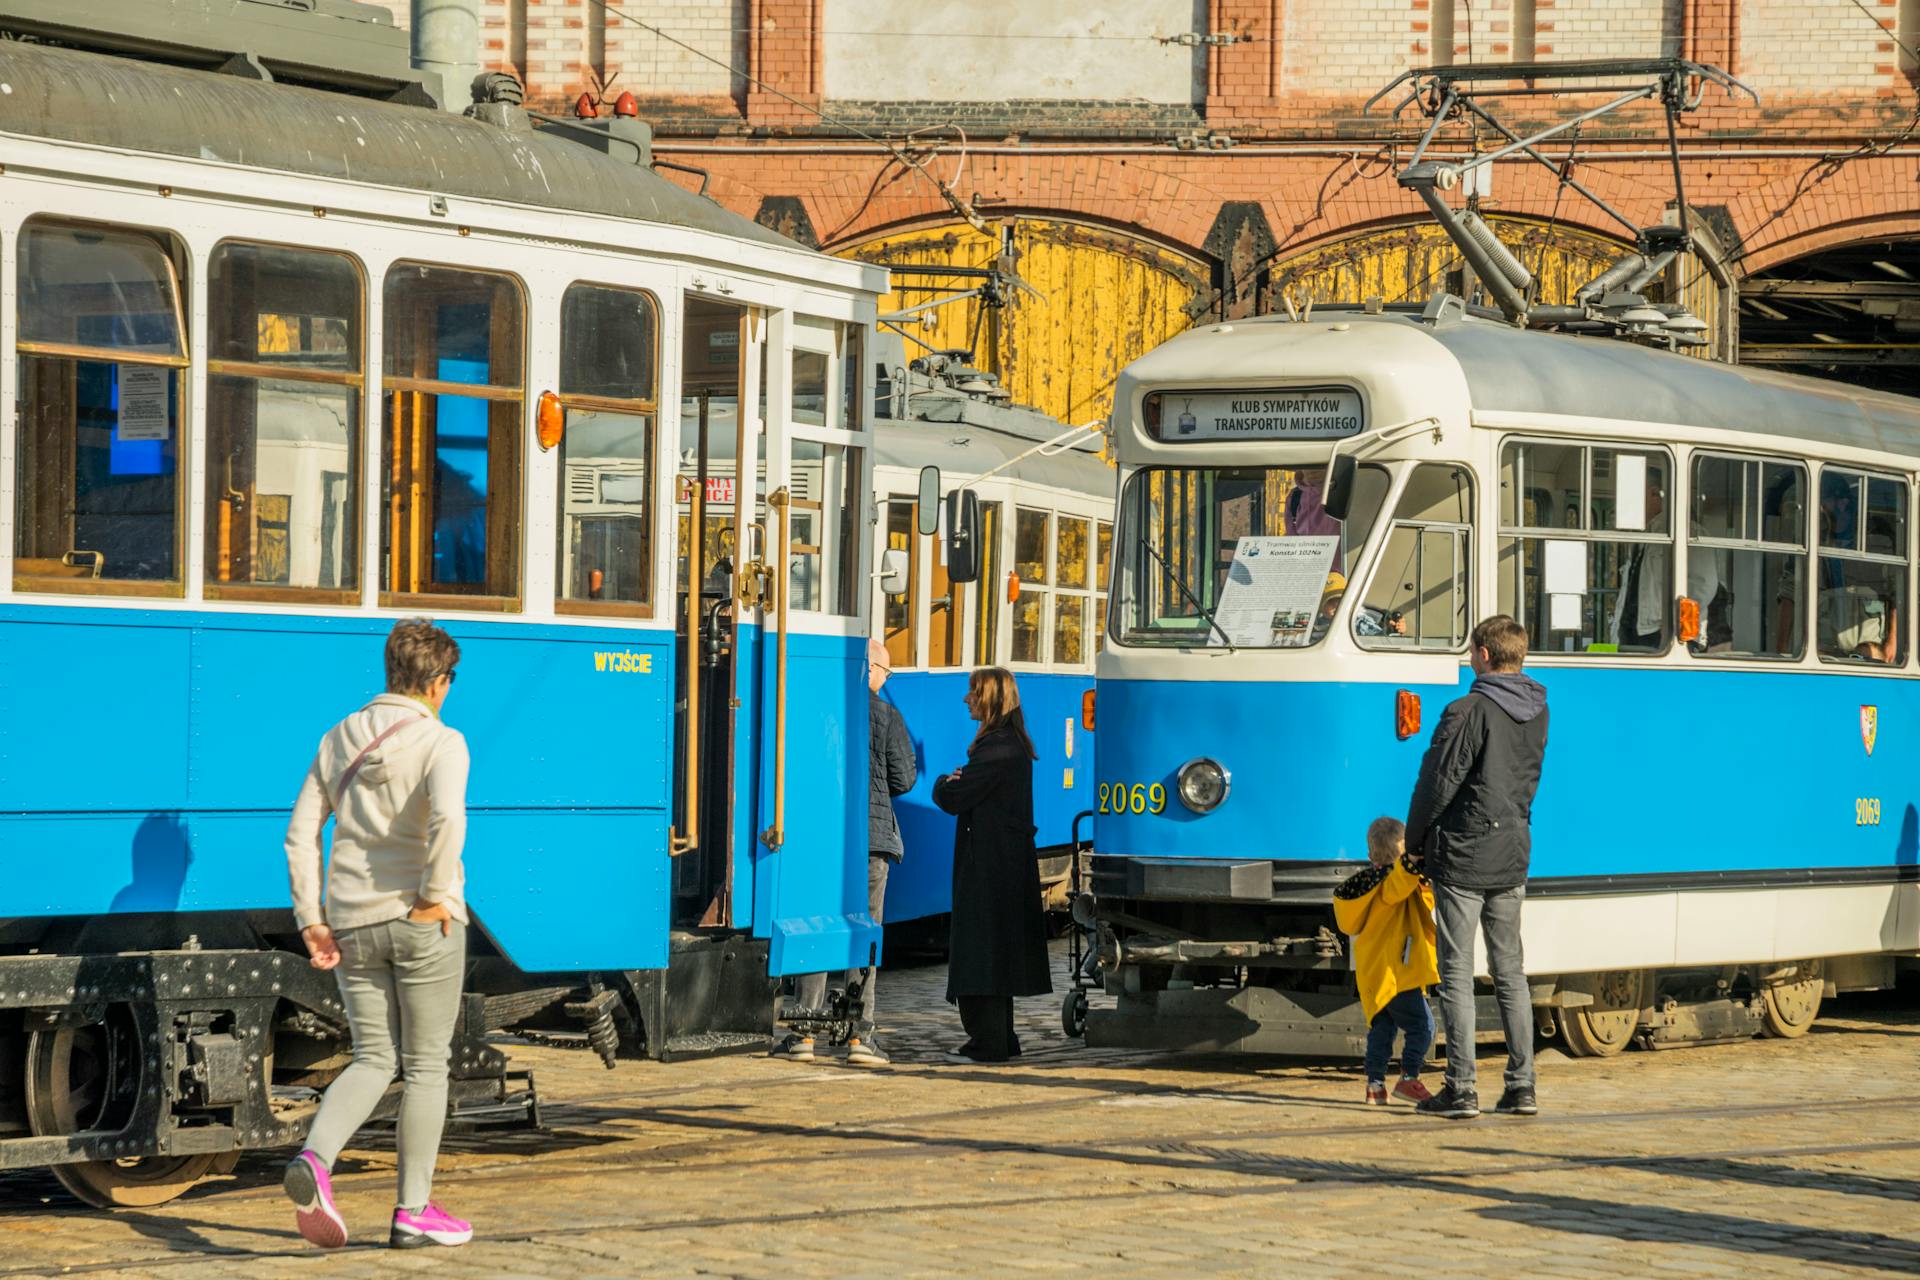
[670,297,760,928]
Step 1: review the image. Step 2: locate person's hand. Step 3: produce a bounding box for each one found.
[302,924,341,970]
[409,899,454,936]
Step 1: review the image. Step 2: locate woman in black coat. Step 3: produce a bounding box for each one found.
[932,667,1052,1062]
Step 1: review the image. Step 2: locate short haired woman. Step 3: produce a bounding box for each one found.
[932,667,1052,1063]
[281,618,474,1250]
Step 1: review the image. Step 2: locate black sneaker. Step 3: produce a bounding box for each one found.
[1495,1086,1538,1116]
[845,1035,890,1067]
[1415,1084,1480,1119]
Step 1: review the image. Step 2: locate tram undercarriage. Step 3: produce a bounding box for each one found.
[1067,858,1908,1060]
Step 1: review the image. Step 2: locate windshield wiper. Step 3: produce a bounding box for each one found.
[1137,534,1235,652]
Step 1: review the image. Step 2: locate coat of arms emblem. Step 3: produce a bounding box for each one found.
[1862,705,1878,756]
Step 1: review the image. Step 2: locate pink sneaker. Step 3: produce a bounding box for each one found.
[283,1151,347,1249]
[390,1201,473,1248]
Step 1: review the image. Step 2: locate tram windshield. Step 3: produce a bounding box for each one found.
[1114,465,1389,648]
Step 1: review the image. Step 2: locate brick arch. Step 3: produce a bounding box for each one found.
[1728,157,1920,276]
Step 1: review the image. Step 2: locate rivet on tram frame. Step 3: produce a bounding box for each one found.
[312,207,326,218]
[459,226,471,237]
[158,185,172,198]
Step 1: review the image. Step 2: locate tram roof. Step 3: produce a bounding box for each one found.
[0,40,809,258]
[878,415,1109,498]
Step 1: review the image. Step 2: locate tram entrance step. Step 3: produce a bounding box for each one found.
[1088,986,1371,1057]
[660,1030,772,1061]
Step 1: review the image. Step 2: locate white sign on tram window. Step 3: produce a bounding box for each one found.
[1212,535,1340,647]
[1159,389,1364,442]
[117,366,170,442]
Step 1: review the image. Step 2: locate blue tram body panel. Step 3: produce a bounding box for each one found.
[881,669,1094,924]
[0,603,675,973]
[1094,666,1920,879]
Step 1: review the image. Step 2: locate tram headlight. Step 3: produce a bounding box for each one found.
[1176,757,1230,813]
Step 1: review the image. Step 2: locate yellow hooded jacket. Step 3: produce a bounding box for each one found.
[1332,853,1439,1022]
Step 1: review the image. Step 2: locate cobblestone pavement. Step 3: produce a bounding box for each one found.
[3,945,1918,1279]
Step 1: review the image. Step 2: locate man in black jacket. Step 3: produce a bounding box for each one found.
[1404,615,1549,1120]
[780,638,916,1067]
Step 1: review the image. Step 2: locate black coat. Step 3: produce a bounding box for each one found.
[932,726,1053,1000]
[869,693,915,860]
[1404,672,1550,891]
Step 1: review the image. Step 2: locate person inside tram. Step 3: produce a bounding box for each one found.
[1313,571,1407,642]
[1286,468,1340,539]
[1607,475,1668,650]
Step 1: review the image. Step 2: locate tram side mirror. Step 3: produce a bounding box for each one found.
[916,466,941,536]
[1322,454,1359,522]
[945,489,981,584]
[878,548,910,596]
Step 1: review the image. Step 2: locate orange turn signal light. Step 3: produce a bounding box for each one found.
[613,91,640,118]
[536,390,564,451]
[574,92,598,119]
[1007,571,1021,603]
[1395,689,1421,741]
[1677,595,1701,644]
[1081,689,1096,732]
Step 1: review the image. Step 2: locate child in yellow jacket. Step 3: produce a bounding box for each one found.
[1333,817,1439,1105]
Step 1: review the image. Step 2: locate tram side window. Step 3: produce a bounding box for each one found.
[14,219,189,593]
[381,263,525,606]
[1358,465,1474,650]
[1497,441,1672,655]
[1686,454,1807,660]
[927,497,967,668]
[974,501,1003,664]
[789,440,860,615]
[205,242,362,600]
[1094,519,1112,656]
[1054,515,1093,667]
[556,284,658,614]
[1012,507,1051,664]
[882,495,917,665]
[1814,468,1907,665]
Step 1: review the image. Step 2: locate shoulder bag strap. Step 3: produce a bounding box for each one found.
[334,715,430,807]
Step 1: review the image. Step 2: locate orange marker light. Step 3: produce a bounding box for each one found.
[574,93,598,119]
[613,91,640,118]
[1007,571,1021,603]
[1081,689,1096,732]
[1395,689,1421,740]
[536,391,564,451]
[1677,596,1702,644]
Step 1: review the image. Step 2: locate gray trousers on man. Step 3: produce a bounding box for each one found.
[303,917,467,1209]
[1432,881,1535,1094]
[795,854,890,1031]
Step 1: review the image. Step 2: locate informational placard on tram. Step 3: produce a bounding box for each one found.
[1212,535,1340,646]
[117,366,169,441]
[1155,389,1363,442]
[1544,539,1587,595]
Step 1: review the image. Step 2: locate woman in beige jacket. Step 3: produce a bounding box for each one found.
[280,618,474,1251]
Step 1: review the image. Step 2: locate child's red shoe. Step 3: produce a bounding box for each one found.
[1393,1078,1433,1104]
[1365,1082,1388,1106]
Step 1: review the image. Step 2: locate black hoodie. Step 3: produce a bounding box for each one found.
[1404,671,1550,891]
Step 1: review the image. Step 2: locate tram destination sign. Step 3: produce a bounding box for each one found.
[1151,389,1365,442]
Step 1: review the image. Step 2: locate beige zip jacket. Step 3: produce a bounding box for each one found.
[285,693,471,932]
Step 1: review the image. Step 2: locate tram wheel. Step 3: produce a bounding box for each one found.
[1760,961,1824,1039]
[1061,989,1088,1038]
[1559,970,1645,1058]
[23,1006,213,1208]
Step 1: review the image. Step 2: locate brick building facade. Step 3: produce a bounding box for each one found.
[371,1,1920,409]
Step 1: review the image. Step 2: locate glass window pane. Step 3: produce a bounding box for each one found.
[789,440,860,615]
[1818,555,1904,664]
[1867,476,1907,557]
[974,502,1002,664]
[1359,469,1474,651]
[1012,588,1045,663]
[16,357,182,585]
[1015,508,1050,583]
[381,264,524,600]
[1054,593,1087,666]
[1500,441,1582,530]
[1094,593,1107,654]
[840,323,863,432]
[792,349,828,426]
[1761,462,1807,547]
[1819,469,1862,551]
[1396,463,1474,524]
[209,242,359,372]
[561,285,657,400]
[884,498,915,665]
[19,221,183,356]
[1096,521,1113,591]
[1057,516,1090,590]
[1499,536,1668,654]
[1691,455,1747,542]
[1591,449,1669,534]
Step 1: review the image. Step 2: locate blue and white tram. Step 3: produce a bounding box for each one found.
[0,14,883,1205]
[869,345,1112,927]
[1080,301,1920,1057]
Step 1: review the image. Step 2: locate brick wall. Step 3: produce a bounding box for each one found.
[1281,0,1419,92]
[1541,0,1681,61]
[1742,0,1896,96]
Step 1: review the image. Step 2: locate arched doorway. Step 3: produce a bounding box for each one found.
[840,217,1210,425]
[1740,238,1920,395]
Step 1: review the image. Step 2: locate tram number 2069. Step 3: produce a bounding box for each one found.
[1856,797,1882,826]
[1099,782,1167,815]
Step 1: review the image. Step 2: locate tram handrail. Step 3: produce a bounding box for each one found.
[761,487,791,851]
[671,399,709,857]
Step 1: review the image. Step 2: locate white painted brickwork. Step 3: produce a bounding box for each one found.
[1281,0,1417,93]
[1742,0,1890,94]
[1544,0,1681,60]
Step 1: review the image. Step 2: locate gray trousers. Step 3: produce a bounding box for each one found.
[303,917,466,1209]
[795,854,890,1031]
[1432,881,1535,1094]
